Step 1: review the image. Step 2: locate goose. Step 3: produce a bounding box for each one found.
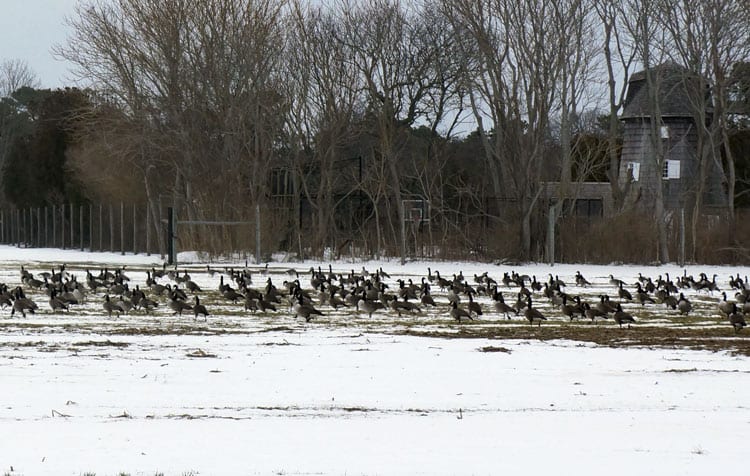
[728,304,746,332]
[102,294,120,318]
[677,293,692,315]
[575,271,591,287]
[467,293,482,317]
[48,290,68,312]
[613,304,635,328]
[168,297,193,316]
[114,297,133,315]
[491,288,515,319]
[193,296,209,320]
[420,290,437,307]
[389,298,421,317]
[718,292,734,316]
[357,292,385,318]
[449,300,473,322]
[524,297,546,327]
[293,295,323,322]
[560,295,581,321]
[634,283,655,306]
[185,278,202,294]
[618,283,633,301]
[609,274,626,288]
[583,302,608,323]
[11,287,37,318]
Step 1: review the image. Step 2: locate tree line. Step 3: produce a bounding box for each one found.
[1,0,749,263]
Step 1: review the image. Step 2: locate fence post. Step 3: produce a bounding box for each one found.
[255,203,261,264]
[109,203,114,252]
[61,204,66,249]
[167,207,176,265]
[547,204,556,267]
[146,205,151,256]
[120,202,125,255]
[132,203,137,254]
[89,203,93,251]
[99,203,103,251]
[79,204,84,251]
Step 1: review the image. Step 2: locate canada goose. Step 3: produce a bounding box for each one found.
[0,285,13,308]
[294,295,323,322]
[618,283,633,301]
[48,290,68,312]
[257,294,277,312]
[467,293,482,317]
[450,300,472,322]
[11,287,37,318]
[677,293,692,315]
[575,271,591,287]
[492,288,515,319]
[193,296,209,320]
[718,292,735,316]
[583,302,608,322]
[222,286,244,303]
[358,292,385,318]
[168,297,193,316]
[185,278,202,293]
[446,287,461,306]
[634,283,655,306]
[728,304,746,333]
[613,304,635,328]
[529,276,542,292]
[389,298,421,317]
[420,290,437,307]
[561,295,581,321]
[596,295,617,315]
[435,271,451,290]
[524,297,546,326]
[102,294,120,318]
[661,293,678,310]
[114,297,133,315]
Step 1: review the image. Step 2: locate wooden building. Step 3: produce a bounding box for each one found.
[618,63,727,212]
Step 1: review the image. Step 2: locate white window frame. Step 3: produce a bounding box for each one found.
[627,162,640,181]
[663,160,680,180]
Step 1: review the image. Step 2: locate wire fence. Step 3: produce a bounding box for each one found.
[0,203,164,257]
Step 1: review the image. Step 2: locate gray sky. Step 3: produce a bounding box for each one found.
[1,0,80,88]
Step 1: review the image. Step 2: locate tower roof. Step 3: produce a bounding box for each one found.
[621,62,711,120]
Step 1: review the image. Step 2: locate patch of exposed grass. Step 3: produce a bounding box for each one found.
[478,345,512,353]
[391,324,750,356]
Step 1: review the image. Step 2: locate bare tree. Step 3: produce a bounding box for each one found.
[58,0,290,255]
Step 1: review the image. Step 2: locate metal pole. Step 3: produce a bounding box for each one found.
[80,204,84,251]
[120,201,125,255]
[167,207,176,265]
[255,203,261,264]
[109,203,114,252]
[547,204,556,266]
[99,203,103,251]
[51,205,57,248]
[146,205,151,256]
[70,203,74,249]
[89,203,93,251]
[61,204,65,249]
[132,203,137,254]
[679,208,686,266]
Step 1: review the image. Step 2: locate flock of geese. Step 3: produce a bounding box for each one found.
[2,262,748,333]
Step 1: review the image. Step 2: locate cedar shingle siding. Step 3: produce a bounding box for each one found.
[618,63,727,211]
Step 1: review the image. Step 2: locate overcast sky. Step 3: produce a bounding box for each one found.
[2,0,80,88]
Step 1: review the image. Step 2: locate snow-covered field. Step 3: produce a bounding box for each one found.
[0,246,749,475]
